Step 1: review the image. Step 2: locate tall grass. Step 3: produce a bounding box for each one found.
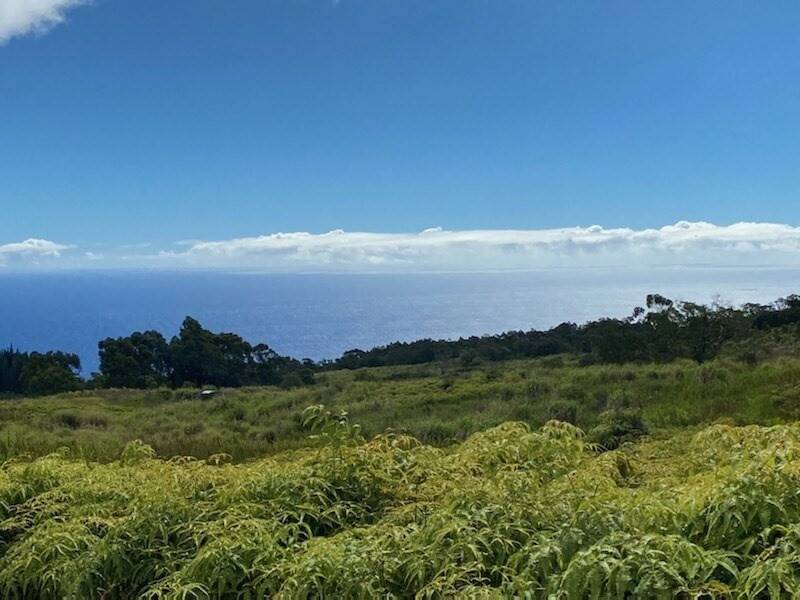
[2,354,800,463]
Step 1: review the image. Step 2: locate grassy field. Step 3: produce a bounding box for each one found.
[1,353,800,462]
[2,350,800,597]
[1,408,800,598]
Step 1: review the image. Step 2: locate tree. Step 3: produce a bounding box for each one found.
[98,331,171,388]
[676,301,729,364]
[643,295,683,361]
[94,317,311,390]
[169,317,266,387]
[0,347,26,393]
[19,352,82,396]
[169,317,229,387]
[245,343,286,385]
[753,295,800,329]
[582,318,648,364]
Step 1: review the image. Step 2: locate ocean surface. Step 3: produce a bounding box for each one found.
[0,267,798,375]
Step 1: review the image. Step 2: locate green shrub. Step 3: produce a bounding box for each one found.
[0,421,796,597]
[588,408,647,450]
[546,400,578,424]
[53,411,108,430]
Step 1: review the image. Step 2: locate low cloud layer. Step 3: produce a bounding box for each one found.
[5,222,800,271]
[0,238,72,267]
[163,221,800,271]
[0,0,87,44]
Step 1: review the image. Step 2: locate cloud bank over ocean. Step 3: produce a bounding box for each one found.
[4,222,800,271]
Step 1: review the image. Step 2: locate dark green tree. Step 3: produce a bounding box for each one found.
[582,318,648,364]
[0,347,26,393]
[19,352,82,396]
[98,331,171,388]
[169,317,228,387]
[643,294,683,361]
[675,301,731,364]
[169,317,257,387]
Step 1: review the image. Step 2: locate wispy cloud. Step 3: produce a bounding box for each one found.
[0,0,88,44]
[5,222,800,271]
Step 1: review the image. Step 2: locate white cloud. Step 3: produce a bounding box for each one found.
[0,238,73,267]
[0,238,71,256]
[144,221,800,272]
[0,0,88,44]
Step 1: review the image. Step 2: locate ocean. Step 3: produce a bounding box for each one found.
[0,267,798,375]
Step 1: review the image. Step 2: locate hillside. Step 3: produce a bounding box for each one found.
[1,349,800,462]
[1,330,800,597]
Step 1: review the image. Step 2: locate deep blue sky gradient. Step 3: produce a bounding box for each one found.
[2,1,799,247]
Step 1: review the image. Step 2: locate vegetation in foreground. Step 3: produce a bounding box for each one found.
[1,407,800,598]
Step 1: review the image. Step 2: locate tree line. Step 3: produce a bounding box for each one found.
[0,317,313,396]
[326,294,800,369]
[2,295,800,396]
[0,349,82,396]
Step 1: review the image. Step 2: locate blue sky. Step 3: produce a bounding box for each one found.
[1,1,800,270]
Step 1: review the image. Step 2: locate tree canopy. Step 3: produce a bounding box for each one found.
[96,317,312,390]
[0,349,82,396]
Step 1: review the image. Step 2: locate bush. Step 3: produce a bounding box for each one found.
[439,375,455,390]
[54,411,81,429]
[459,350,481,368]
[546,400,578,424]
[587,408,647,450]
[183,422,204,436]
[53,411,108,430]
[279,373,305,389]
[416,422,457,444]
[525,381,551,399]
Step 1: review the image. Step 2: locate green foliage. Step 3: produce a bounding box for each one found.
[3,352,800,463]
[97,318,313,390]
[588,408,648,451]
[0,348,25,393]
[4,296,800,595]
[0,349,82,396]
[0,419,799,597]
[98,330,171,388]
[19,352,82,396]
